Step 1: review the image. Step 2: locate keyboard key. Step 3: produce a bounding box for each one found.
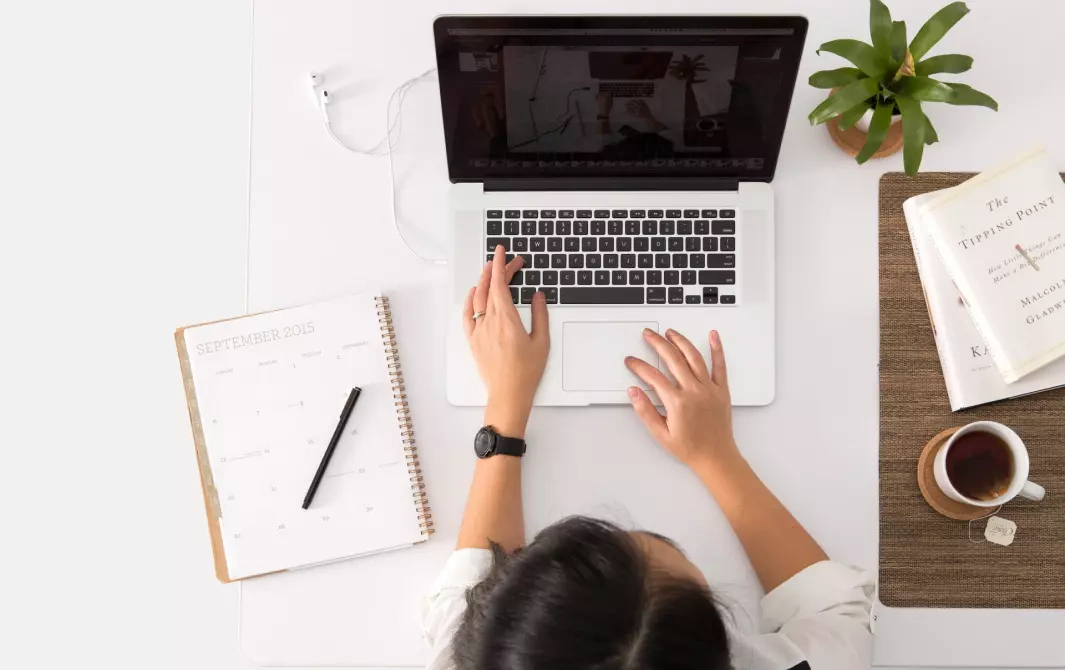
[522,210,538,218]
[703,286,718,298]
[505,209,520,218]
[648,209,664,218]
[542,287,558,304]
[707,254,736,268]
[638,254,654,268]
[487,210,502,219]
[487,237,510,251]
[578,271,593,285]
[629,270,645,284]
[655,254,670,268]
[522,220,537,235]
[548,237,563,252]
[703,293,719,304]
[651,237,666,252]
[487,221,502,235]
[635,238,649,252]
[561,271,576,285]
[513,237,528,252]
[668,238,684,252]
[594,209,610,218]
[595,270,610,285]
[630,209,646,218]
[551,254,567,268]
[664,270,679,285]
[698,270,736,285]
[531,237,546,252]
[608,220,623,235]
[683,209,699,218]
[509,270,523,286]
[720,209,736,218]
[695,220,710,235]
[582,238,597,252]
[576,209,593,218]
[574,221,589,235]
[672,254,687,268]
[701,209,717,218]
[686,295,700,304]
[660,220,675,235]
[685,237,701,252]
[558,209,574,218]
[720,294,736,305]
[722,237,736,252]
[642,220,658,235]
[689,254,705,268]
[539,221,554,235]
[569,255,584,268]
[505,220,520,235]
[557,220,572,235]
[712,220,736,235]
[625,220,641,235]
[521,287,535,304]
[599,238,615,252]
[647,270,662,285]
[678,220,692,235]
[561,287,644,304]
[647,287,666,304]
[519,253,532,267]
[669,287,685,304]
[543,270,558,285]
[565,238,580,252]
[591,220,606,235]
[540,209,556,218]
[511,287,520,303]
[702,237,718,252]
[666,209,682,218]
[617,237,632,252]
[525,270,541,285]
[611,270,627,284]
[586,254,602,268]
[682,270,696,285]
[604,254,619,268]
[621,253,636,268]
[612,209,628,218]
[534,254,549,268]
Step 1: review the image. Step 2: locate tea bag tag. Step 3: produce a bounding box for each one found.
[984,516,1017,546]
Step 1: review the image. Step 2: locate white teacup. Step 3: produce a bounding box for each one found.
[933,421,1046,507]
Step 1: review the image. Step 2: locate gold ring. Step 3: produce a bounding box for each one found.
[472,311,486,320]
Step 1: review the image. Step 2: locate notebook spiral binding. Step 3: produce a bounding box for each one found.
[376,296,434,536]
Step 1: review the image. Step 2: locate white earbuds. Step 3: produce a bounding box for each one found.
[309,72,331,116]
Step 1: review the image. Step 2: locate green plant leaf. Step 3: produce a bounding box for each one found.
[915,54,973,75]
[897,76,957,102]
[838,101,871,130]
[809,68,865,89]
[924,113,939,145]
[870,0,894,57]
[890,21,908,67]
[855,101,894,164]
[896,96,926,176]
[807,77,881,125]
[941,82,999,110]
[817,39,891,78]
[910,2,970,61]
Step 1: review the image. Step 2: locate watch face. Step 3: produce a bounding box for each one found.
[474,427,494,458]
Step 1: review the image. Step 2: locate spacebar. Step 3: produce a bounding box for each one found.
[560,287,644,304]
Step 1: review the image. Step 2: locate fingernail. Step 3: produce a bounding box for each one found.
[643,328,652,336]
[627,386,638,398]
[711,330,720,345]
[665,328,675,337]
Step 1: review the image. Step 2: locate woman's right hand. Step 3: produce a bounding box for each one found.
[624,329,740,470]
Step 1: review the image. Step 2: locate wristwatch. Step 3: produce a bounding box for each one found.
[474,426,526,459]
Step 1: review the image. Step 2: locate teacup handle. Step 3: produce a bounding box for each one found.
[1020,481,1046,502]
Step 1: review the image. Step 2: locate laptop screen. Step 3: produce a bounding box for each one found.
[433,16,808,185]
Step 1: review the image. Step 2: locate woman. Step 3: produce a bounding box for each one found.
[421,248,873,669]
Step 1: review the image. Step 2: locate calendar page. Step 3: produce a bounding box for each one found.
[182,294,425,580]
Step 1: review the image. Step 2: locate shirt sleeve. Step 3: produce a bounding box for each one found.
[739,561,875,670]
[419,549,493,670]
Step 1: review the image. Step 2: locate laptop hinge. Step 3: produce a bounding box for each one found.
[481,177,741,193]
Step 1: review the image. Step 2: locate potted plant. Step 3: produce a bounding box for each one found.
[808,0,997,175]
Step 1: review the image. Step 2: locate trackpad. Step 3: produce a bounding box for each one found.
[563,322,660,391]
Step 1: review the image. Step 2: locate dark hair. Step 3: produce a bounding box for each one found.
[453,517,731,670]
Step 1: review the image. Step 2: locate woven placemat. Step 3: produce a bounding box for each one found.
[879,172,1065,609]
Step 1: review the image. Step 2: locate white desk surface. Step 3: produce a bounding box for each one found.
[4,0,1064,669]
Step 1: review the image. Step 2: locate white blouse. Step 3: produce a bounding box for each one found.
[420,549,874,670]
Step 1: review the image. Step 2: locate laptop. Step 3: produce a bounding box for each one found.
[434,15,808,407]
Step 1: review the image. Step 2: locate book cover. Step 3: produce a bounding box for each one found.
[920,148,1065,383]
[904,191,1065,410]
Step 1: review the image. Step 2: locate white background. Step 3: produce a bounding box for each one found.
[3,1,1064,669]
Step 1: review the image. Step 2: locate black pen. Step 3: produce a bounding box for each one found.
[302,387,362,509]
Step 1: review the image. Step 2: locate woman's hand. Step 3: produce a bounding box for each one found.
[463,246,550,438]
[624,329,739,470]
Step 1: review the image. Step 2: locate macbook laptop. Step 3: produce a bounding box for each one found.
[434,15,808,406]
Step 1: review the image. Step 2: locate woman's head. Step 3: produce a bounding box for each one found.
[453,517,731,670]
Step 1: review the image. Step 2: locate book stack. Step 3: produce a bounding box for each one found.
[903,147,1065,411]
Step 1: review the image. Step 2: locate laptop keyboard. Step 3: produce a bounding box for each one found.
[485,208,737,306]
[598,82,655,98]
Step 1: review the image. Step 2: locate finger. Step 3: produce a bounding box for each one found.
[709,330,729,389]
[489,245,509,308]
[625,355,675,397]
[643,329,697,386]
[665,329,709,382]
[462,286,476,338]
[627,386,668,443]
[473,260,492,314]
[504,255,524,283]
[529,290,550,345]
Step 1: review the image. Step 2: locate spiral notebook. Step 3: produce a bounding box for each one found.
[175,293,432,582]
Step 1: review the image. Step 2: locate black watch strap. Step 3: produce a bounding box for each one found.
[492,433,526,457]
